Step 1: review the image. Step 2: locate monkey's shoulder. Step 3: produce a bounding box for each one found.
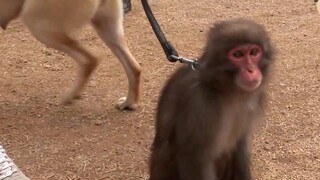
[168,66,197,85]
[159,66,199,99]
[156,66,204,124]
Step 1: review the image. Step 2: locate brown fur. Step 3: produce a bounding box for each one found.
[149,18,275,180]
[0,0,141,110]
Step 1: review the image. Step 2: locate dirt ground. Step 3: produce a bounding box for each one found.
[1,0,320,179]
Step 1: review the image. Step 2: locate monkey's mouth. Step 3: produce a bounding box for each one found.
[237,77,262,92]
[244,80,261,91]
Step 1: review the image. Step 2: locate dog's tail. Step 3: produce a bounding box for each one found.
[0,0,25,29]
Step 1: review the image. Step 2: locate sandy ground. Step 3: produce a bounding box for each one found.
[1,0,320,179]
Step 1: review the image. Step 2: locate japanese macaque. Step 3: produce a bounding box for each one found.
[149,18,275,180]
[0,0,141,110]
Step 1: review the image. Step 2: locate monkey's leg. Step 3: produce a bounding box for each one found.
[177,152,216,180]
[227,138,252,180]
[149,141,178,180]
[92,3,141,110]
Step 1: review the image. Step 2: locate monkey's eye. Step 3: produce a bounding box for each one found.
[233,51,243,58]
[250,48,260,56]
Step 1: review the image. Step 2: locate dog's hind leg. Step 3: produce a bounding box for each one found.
[0,0,24,29]
[92,0,141,110]
[22,31,99,104]
[21,0,99,104]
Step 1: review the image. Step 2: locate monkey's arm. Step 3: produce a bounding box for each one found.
[175,116,218,180]
[149,68,193,180]
[173,89,219,180]
[176,151,216,180]
[153,67,218,180]
[154,67,194,141]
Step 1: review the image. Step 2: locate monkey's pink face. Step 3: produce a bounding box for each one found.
[228,44,263,91]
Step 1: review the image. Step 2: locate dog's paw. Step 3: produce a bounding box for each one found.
[61,98,73,105]
[116,97,138,110]
[61,94,82,105]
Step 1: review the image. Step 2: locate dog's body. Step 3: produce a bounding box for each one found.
[0,0,141,110]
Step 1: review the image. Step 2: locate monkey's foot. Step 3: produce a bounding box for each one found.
[116,97,138,110]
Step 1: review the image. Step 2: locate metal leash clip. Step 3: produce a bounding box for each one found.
[170,55,199,70]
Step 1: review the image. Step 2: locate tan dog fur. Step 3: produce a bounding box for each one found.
[0,0,141,110]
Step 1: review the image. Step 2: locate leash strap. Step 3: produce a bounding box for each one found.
[140,0,179,62]
[140,0,199,69]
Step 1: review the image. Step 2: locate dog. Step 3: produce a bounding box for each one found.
[0,0,141,110]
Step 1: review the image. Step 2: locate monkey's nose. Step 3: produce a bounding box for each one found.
[246,66,254,73]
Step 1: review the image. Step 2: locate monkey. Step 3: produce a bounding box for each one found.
[149,18,275,180]
[0,0,141,110]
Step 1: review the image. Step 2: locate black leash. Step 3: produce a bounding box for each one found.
[140,0,199,70]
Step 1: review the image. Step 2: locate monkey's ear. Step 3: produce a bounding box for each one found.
[209,21,221,31]
[208,20,226,38]
[212,20,224,27]
[264,39,277,61]
[207,23,218,38]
